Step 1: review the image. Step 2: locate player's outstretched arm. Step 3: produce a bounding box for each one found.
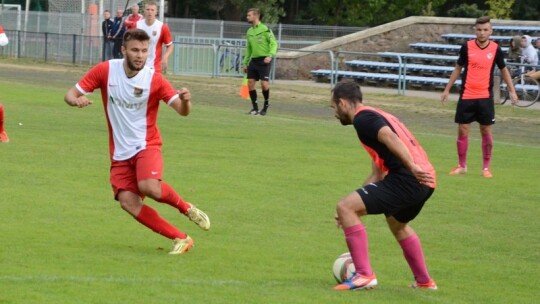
[441,65,462,103]
[170,88,191,116]
[64,87,93,108]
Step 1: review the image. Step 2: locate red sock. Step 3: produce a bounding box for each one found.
[135,204,186,239]
[457,135,468,168]
[481,134,493,170]
[0,103,4,132]
[157,182,191,214]
[399,234,431,284]
[344,224,373,276]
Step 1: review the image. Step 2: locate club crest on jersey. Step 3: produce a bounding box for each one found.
[152,31,157,36]
[487,52,493,59]
[133,87,144,97]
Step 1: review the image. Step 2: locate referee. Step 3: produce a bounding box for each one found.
[242,8,277,116]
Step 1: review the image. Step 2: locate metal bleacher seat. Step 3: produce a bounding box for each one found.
[409,42,509,54]
[345,60,454,76]
[492,25,540,35]
[377,52,458,65]
[310,69,461,89]
[441,33,539,44]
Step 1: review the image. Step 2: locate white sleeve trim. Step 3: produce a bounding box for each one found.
[167,94,180,105]
[75,83,91,95]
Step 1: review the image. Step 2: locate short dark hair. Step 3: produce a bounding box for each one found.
[475,16,491,25]
[123,29,150,46]
[331,80,363,105]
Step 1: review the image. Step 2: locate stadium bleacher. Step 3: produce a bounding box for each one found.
[310,25,540,92]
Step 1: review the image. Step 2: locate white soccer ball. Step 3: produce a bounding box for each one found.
[332,252,356,283]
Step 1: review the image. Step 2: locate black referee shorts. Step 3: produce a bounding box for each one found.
[356,171,434,223]
[247,57,271,82]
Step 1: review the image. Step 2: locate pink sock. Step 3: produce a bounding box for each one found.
[0,103,4,132]
[157,182,191,214]
[344,224,373,276]
[399,234,431,284]
[457,135,468,168]
[135,204,186,239]
[481,134,493,170]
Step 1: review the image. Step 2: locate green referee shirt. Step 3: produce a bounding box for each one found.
[243,22,278,66]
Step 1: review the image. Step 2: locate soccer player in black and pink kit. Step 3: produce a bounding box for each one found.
[331,80,437,291]
[64,29,210,254]
[441,16,517,178]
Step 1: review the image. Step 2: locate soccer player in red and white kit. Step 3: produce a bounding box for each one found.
[441,16,517,178]
[0,25,9,143]
[64,29,210,255]
[331,80,437,291]
[123,3,143,30]
[136,1,173,73]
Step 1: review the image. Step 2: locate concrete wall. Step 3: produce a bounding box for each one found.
[275,16,540,80]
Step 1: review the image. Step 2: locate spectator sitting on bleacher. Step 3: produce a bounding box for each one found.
[507,36,523,63]
[520,35,538,68]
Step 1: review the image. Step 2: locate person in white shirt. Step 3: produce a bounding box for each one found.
[136,1,173,73]
[64,29,210,255]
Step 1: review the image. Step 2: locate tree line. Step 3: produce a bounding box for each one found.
[167,0,539,26]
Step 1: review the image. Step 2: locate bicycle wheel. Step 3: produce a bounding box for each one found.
[498,82,509,105]
[512,76,540,107]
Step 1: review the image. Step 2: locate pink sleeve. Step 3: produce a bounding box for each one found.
[77,62,109,94]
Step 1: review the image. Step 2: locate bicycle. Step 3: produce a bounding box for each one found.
[499,59,540,107]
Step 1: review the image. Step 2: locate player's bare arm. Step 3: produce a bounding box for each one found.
[441,65,462,103]
[169,88,191,116]
[64,87,93,108]
[500,67,518,104]
[377,126,434,184]
[161,44,174,72]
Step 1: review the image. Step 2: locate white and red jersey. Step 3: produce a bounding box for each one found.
[123,13,143,30]
[136,19,173,73]
[0,25,8,46]
[75,59,179,161]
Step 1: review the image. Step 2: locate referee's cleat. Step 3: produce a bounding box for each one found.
[449,166,467,175]
[169,236,194,255]
[411,278,438,290]
[334,273,378,291]
[482,168,493,178]
[247,109,259,115]
[260,105,269,116]
[0,130,9,143]
[187,204,211,231]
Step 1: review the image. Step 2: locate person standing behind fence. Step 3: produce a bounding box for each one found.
[441,16,517,179]
[112,9,126,59]
[0,25,9,143]
[102,10,115,61]
[242,8,277,116]
[123,4,143,30]
[136,1,173,73]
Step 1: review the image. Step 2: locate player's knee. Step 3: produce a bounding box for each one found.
[138,182,161,199]
[336,199,353,217]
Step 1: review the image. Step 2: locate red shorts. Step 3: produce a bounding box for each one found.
[110,147,163,200]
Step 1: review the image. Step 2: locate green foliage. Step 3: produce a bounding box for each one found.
[229,0,286,24]
[486,0,515,19]
[422,2,436,16]
[447,3,486,18]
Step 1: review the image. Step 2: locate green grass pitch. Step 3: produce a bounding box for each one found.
[0,62,538,303]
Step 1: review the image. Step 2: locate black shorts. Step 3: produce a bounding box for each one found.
[454,98,495,125]
[356,171,434,223]
[247,57,271,81]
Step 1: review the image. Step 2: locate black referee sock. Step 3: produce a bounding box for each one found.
[262,89,270,106]
[249,90,258,110]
